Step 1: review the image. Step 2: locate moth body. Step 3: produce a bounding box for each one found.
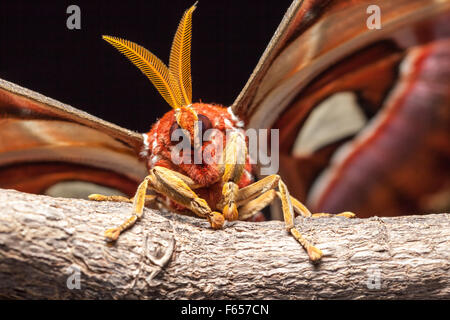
[143,102,254,212]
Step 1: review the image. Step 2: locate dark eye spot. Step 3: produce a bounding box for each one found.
[169,122,180,140]
[197,114,212,135]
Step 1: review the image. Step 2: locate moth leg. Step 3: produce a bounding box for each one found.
[273,192,355,219]
[148,166,225,230]
[238,189,276,220]
[104,166,223,241]
[236,175,311,218]
[311,212,356,218]
[237,175,322,261]
[236,176,284,221]
[89,194,132,202]
[219,182,240,221]
[239,190,338,221]
[218,130,248,221]
[103,176,153,241]
[89,194,156,205]
[278,179,323,261]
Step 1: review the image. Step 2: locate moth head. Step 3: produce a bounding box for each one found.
[174,105,199,148]
[170,105,215,150]
[102,2,201,143]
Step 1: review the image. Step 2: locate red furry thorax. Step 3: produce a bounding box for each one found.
[143,103,253,210]
[145,103,252,186]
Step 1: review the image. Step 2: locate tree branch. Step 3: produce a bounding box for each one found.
[0,188,449,299]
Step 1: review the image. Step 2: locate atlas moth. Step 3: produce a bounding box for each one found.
[0,0,448,261]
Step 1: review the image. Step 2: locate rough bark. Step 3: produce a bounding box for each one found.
[0,188,449,299]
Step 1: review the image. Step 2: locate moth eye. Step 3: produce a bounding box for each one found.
[197,114,212,134]
[169,122,181,142]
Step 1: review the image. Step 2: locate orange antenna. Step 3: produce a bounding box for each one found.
[169,2,197,106]
[102,3,197,109]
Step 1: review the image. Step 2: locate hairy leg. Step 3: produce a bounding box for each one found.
[95,166,223,241]
[237,174,322,261]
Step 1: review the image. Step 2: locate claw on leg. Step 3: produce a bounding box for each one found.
[307,245,323,262]
[223,203,238,221]
[208,211,225,229]
[290,228,323,261]
[105,215,138,241]
[221,182,239,221]
[104,227,121,241]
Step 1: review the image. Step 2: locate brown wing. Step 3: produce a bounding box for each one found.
[232,0,450,217]
[0,78,147,197]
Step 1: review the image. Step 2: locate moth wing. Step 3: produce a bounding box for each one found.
[0,78,147,197]
[232,0,450,217]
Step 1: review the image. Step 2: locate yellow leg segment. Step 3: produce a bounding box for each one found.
[94,166,224,241]
[238,189,276,220]
[236,174,323,261]
[311,212,356,218]
[89,194,156,204]
[103,176,151,241]
[277,179,323,261]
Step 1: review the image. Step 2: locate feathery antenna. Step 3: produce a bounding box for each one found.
[102,36,182,109]
[169,2,197,105]
[102,3,198,110]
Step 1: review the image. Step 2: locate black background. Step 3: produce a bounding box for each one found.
[0,0,292,133]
